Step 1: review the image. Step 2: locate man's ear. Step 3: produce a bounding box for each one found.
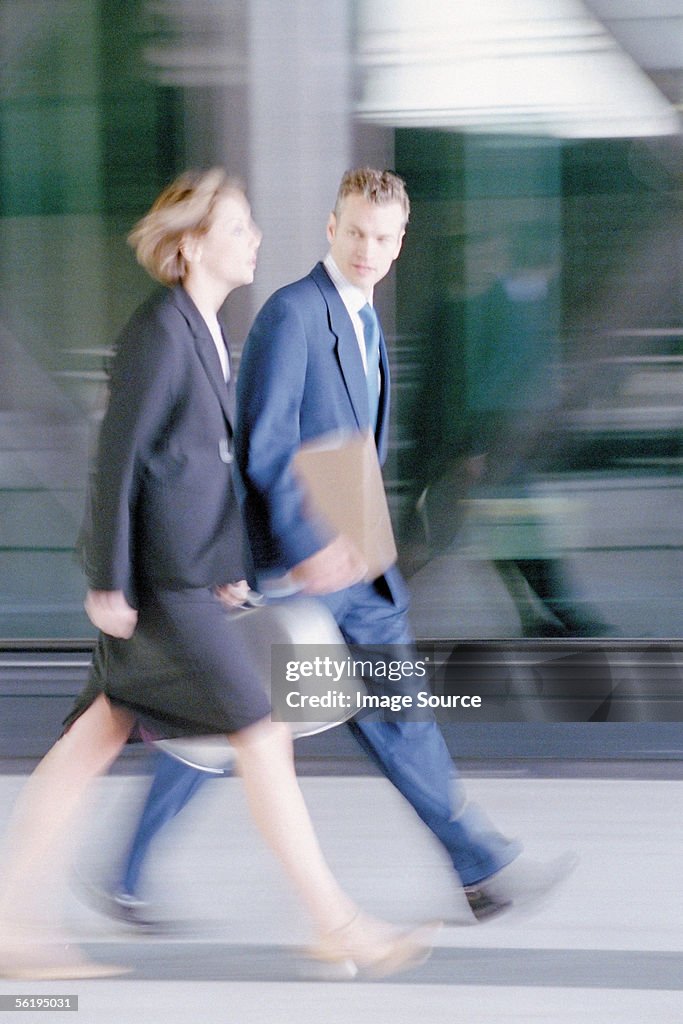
[326,212,337,245]
[393,229,406,261]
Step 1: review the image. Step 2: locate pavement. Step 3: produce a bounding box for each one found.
[0,768,681,1023]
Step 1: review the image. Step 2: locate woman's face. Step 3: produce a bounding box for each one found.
[192,191,262,292]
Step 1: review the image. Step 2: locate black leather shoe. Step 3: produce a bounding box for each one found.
[464,851,579,922]
[102,891,158,927]
[463,886,512,922]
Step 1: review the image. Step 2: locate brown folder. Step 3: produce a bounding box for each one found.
[293,429,397,581]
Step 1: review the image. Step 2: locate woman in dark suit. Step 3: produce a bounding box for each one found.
[0,170,434,979]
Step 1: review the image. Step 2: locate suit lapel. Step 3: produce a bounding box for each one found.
[310,263,368,429]
[310,263,390,449]
[171,285,235,431]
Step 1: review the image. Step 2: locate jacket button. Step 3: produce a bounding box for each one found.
[218,438,233,464]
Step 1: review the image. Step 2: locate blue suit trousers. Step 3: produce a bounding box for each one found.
[318,580,521,885]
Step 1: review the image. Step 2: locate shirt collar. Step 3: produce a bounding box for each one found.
[323,253,372,317]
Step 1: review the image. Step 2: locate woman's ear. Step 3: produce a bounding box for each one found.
[181,233,203,265]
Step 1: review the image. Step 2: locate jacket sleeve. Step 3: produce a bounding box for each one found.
[81,303,182,599]
[235,290,333,573]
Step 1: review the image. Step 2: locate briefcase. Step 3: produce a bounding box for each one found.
[153,595,360,772]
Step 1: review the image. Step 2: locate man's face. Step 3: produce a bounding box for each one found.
[326,193,405,298]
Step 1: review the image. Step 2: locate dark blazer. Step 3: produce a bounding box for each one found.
[81,285,246,603]
[236,261,405,600]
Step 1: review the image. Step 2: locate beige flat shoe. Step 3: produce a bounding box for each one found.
[309,912,441,979]
[1,961,130,980]
[0,939,129,980]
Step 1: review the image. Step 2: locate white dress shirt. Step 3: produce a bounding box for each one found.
[323,253,374,373]
[204,313,230,382]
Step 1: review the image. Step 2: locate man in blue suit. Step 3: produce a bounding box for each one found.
[233,167,574,920]
[90,168,574,926]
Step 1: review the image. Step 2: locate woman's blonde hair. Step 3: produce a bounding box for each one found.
[128,168,244,286]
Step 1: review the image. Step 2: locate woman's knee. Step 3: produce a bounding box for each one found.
[60,693,132,761]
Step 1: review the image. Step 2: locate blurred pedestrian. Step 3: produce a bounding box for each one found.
[415,225,609,637]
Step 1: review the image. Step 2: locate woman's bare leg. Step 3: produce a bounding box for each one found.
[0,694,133,929]
[229,718,438,974]
[229,719,356,937]
[0,706,434,977]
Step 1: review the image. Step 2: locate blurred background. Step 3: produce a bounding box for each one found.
[1,18,681,1003]
[0,0,681,643]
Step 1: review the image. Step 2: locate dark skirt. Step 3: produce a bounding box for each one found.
[64,587,272,739]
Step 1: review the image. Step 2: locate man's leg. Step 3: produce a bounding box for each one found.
[117,753,211,899]
[321,579,520,888]
[325,579,577,917]
[78,753,212,924]
[346,719,520,886]
[317,578,580,922]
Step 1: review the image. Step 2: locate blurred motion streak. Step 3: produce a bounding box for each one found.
[356,0,680,137]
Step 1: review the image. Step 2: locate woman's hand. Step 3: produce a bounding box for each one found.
[214,579,251,607]
[85,589,138,639]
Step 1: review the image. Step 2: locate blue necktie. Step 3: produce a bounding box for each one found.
[358,303,380,430]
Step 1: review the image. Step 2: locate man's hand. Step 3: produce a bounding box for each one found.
[290,536,367,595]
[214,579,251,607]
[85,589,138,639]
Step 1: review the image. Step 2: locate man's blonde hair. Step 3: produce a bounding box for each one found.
[334,167,410,227]
[128,168,244,286]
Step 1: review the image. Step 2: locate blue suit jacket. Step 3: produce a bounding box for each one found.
[236,262,405,599]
